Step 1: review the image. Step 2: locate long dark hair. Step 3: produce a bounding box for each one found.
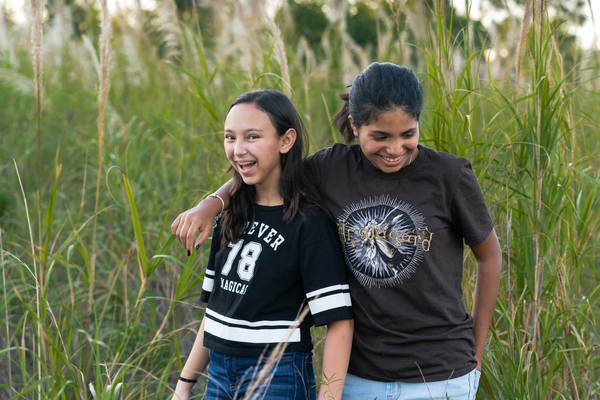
[221,90,315,245]
[332,62,424,143]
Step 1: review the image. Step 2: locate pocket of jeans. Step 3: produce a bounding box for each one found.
[473,369,481,391]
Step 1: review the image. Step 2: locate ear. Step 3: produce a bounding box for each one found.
[348,115,359,137]
[279,128,297,154]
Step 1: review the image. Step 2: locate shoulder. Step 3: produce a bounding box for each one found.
[297,200,338,243]
[421,145,472,171]
[305,143,361,166]
[419,146,477,186]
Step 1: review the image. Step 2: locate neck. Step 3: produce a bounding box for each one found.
[255,184,283,206]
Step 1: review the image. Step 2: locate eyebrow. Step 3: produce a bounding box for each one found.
[370,127,417,136]
[224,128,264,133]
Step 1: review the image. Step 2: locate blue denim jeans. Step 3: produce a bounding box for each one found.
[205,350,316,400]
[342,369,481,400]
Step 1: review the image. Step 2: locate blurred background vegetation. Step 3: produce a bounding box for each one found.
[1,0,599,398]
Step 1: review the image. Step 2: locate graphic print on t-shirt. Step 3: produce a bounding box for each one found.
[337,195,433,287]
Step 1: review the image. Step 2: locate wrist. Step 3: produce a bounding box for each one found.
[198,196,224,214]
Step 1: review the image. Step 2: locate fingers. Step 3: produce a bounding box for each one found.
[174,213,193,252]
[171,214,181,236]
[195,226,212,249]
[185,220,198,255]
[172,202,220,255]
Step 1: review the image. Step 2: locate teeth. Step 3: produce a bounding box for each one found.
[237,161,255,166]
[383,156,402,162]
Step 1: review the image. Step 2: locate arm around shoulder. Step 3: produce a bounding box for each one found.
[171,180,233,253]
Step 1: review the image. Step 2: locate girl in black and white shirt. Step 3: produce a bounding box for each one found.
[173,90,353,400]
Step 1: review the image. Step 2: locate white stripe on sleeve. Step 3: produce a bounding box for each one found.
[308,292,352,315]
[202,276,214,292]
[305,284,350,299]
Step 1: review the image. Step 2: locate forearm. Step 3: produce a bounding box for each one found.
[173,319,210,399]
[470,230,502,370]
[472,261,501,363]
[318,319,353,400]
[172,179,234,252]
[198,180,233,211]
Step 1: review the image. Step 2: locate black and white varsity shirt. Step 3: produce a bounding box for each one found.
[200,203,354,357]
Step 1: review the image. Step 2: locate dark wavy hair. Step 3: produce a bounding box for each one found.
[221,90,316,246]
[332,62,424,143]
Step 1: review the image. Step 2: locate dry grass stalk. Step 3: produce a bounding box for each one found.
[13,160,42,399]
[86,0,112,374]
[261,6,291,97]
[243,306,310,400]
[29,0,46,395]
[515,0,533,91]
[0,223,13,397]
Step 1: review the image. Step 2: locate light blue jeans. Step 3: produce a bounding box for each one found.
[342,369,481,400]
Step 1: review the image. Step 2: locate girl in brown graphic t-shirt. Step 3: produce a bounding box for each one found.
[172,64,502,400]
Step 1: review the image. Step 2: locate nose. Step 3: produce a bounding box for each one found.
[387,138,403,155]
[234,138,247,156]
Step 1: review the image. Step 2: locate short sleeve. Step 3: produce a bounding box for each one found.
[298,210,354,326]
[451,161,494,246]
[200,224,222,303]
[304,148,331,192]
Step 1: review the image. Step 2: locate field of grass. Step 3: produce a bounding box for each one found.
[1,0,599,398]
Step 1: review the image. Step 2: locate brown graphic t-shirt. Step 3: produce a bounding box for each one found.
[305,144,494,383]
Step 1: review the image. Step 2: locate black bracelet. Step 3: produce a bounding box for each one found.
[179,376,198,383]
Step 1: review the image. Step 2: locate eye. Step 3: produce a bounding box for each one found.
[248,134,260,140]
[373,135,387,141]
[403,133,415,138]
[224,134,235,140]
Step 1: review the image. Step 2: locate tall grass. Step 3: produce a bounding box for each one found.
[0,1,599,399]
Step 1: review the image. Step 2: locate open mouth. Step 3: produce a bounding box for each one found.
[380,154,405,166]
[236,161,256,172]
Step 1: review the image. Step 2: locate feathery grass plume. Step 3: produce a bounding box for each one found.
[45,0,67,50]
[327,0,347,31]
[116,6,145,86]
[261,5,291,97]
[586,0,600,67]
[376,8,394,60]
[31,0,44,103]
[0,5,8,51]
[155,0,183,60]
[0,68,35,94]
[515,0,533,91]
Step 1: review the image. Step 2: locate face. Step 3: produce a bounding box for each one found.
[224,103,295,196]
[350,107,419,174]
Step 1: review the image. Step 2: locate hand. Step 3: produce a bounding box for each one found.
[171,197,222,254]
[475,354,482,371]
[171,390,191,400]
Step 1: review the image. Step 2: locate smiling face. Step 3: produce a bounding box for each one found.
[351,107,419,174]
[224,103,295,204]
